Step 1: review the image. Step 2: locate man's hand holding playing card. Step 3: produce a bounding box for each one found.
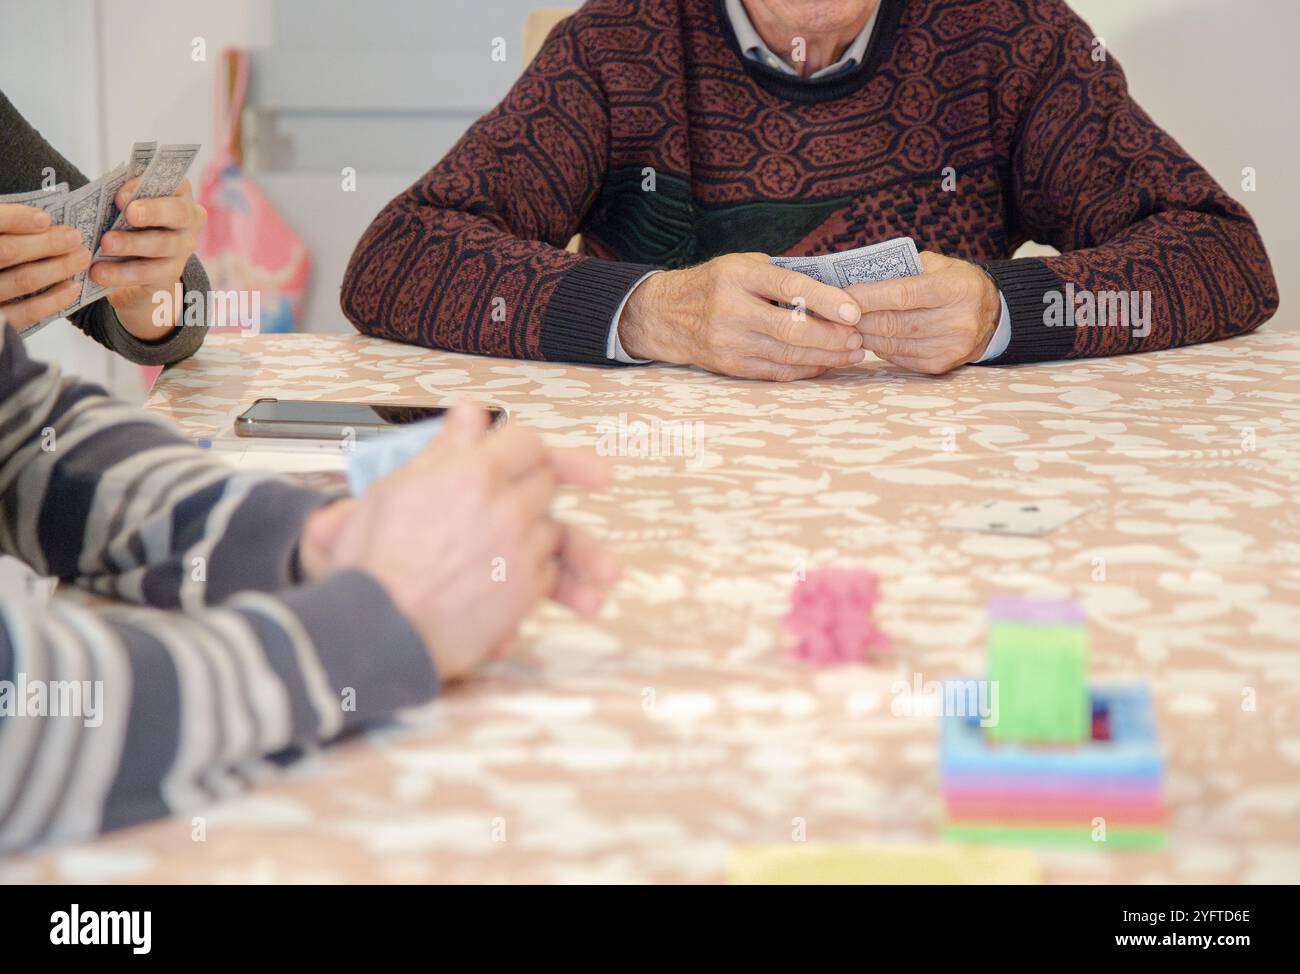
[847,253,1003,376]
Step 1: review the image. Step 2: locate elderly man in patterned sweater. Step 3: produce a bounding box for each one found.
[342,0,1278,381]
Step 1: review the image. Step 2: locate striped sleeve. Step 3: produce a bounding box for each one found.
[0,572,437,852]
[0,323,325,607]
[0,325,439,852]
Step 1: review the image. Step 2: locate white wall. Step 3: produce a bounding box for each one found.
[0,0,112,390]
[97,0,270,192]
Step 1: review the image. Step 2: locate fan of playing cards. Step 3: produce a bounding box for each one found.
[0,142,199,318]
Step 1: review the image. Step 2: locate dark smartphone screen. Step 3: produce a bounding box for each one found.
[234,399,505,439]
[242,400,448,427]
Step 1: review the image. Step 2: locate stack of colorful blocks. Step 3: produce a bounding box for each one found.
[940,596,1167,850]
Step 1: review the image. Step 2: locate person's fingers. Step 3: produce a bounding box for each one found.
[88,255,185,289]
[521,518,564,571]
[547,446,612,490]
[114,177,196,216]
[298,499,357,579]
[742,261,862,327]
[113,177,141,211]
[856,306,951,341]
[401,402,490,476]
[864,339,964,375]
[302,498,356,555]
[555,572,611,617]
[552,526,620,617]
[99,228,184,259]
[561,525,620,585]
[503,462,560,526]
[519,522,563,607]
[874,352,956,375]
[748,297,863,352]
[124,195,202,230]
[858,331,948,360]
[534,556,561,609]
[0,204,52,234]
[0,226,82,271]
[0,246,91,303]
[846,272,950,315]
[481,423,548,483]
[733,357,829,382]
[0,279,82,328]
[745,331,867,369]
[435,401,490,449]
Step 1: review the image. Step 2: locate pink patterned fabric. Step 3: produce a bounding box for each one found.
[196,49,309,334]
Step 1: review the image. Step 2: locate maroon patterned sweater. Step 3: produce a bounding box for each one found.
[341,0,1278,366]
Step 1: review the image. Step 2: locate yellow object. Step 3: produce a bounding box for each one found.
[726,843,1042,885]
[523,8,576,62]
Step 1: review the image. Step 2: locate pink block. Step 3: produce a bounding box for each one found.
[784,567,890,666]
[945,794,1167,826]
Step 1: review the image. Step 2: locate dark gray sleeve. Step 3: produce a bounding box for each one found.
[74,254,210,366]
[0,89,209,366]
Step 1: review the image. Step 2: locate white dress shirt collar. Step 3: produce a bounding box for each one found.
[724,0,879,80]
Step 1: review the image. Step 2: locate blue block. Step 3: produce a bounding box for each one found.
[940,683,1164,781]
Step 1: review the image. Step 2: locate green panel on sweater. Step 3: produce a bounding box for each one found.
[584,167,850,267]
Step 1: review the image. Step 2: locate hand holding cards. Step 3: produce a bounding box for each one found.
[615,252,869,381]
[0,141,198,325]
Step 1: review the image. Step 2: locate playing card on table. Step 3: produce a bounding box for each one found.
[942,500,1088,538]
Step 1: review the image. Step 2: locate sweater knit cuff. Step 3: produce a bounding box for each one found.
[270,571,440,735]
[540,257,663,365]
[76,254,210,367]
[979,257,1074,365]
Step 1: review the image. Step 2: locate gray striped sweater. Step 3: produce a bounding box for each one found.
[0,324,439,854]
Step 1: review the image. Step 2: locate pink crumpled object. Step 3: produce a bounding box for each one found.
[782,568,891,665]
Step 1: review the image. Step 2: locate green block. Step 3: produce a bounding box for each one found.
[987,621,1089,744]
[943,823,1164,851]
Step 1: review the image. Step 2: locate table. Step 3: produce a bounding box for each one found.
[8,331,1300,883]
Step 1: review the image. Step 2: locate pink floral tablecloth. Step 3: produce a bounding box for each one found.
[7,331,1300,883]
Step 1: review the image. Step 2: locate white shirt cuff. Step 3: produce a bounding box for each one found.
[975,291,1012,363]
[606,270,662,363]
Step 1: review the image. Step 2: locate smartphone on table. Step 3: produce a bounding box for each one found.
[233,398,507,441]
